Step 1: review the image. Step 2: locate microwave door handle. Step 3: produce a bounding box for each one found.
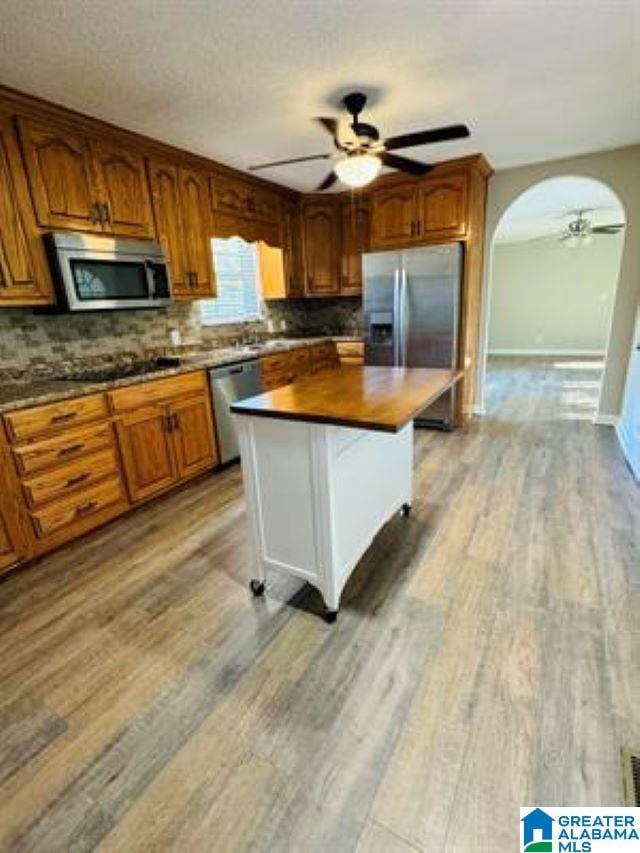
[145,261,157,298]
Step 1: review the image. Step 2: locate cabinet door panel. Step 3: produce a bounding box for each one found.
[302,202,340,294]
[0,512,19,573]
[0,116,54,305]
[417,174,468,239]
[340,199,369,294]
[170,395,217,480]
[18,118,101,232]
[148,158,188,295]
[281,199,304,297]
[179,169,215,298]
[370,185,416,248]
[116,406,176,503]
[92,141,155,238]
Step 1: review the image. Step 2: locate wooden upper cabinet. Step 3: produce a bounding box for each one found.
[301,201,341,295]
[169,395,217,479]
[148,161,214,300]
[90,140,155,238]
[210,173,281,245]
[179,168,215,298]
[370,184,416,249]
[416,173,468,240]
[18,117,102,232]
[147,158,187,294]
[18,117,156,238]
[340,199,369,295]
[370,172,470,248]
[0,115,54,305]
[280,198,304,298]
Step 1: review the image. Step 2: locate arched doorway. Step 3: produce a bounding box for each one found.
[479,176,626,420]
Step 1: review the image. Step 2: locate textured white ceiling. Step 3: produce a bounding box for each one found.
[494,176,625,242]
[0,0,638,191]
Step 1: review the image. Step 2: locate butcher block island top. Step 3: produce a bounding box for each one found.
[231,366,462,433]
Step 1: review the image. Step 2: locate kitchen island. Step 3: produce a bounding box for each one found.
[232,366,461,621]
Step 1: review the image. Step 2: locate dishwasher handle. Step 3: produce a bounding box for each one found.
[209,359,260,380]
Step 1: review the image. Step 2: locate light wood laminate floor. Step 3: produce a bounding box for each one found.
[0,356,638,852]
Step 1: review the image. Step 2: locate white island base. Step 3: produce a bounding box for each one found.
[237,415,413,621]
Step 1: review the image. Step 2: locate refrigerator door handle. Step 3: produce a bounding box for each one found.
[393,268,401,365]
[400,268,408,366]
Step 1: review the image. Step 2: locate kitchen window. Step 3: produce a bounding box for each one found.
[200,237,263,325]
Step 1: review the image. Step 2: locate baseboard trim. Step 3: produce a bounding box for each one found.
[488,348,606,357]
[593,413,619,427]
[616,421,640,481]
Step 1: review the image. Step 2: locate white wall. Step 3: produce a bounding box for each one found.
[478,145,640,418]
[488,233,624,355]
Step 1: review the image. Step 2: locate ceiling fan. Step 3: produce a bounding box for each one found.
[525,209,625,246]
[249,91,470,191]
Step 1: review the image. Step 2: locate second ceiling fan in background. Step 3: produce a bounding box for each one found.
[250,92,470,190]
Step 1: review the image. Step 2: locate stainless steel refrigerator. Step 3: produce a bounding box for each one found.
[363,243,462,429]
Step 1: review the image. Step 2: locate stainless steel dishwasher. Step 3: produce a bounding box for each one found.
[208,359,264,464]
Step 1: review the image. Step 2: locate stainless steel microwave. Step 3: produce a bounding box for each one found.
[44,232,172,311]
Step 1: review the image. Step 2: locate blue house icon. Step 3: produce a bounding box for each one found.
[522,808,554,846]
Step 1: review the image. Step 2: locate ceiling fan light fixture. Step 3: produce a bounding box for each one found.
[334,152,381,188]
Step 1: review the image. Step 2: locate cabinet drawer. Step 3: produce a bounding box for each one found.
[289,347,311,377]
[12,422,114,476]
[336,341,364,357]
[108,371,206,412]
[21,447,118,508]
[4,394,107,443]
[262,371,292,391]
[30,475,123,539]
[309,341,339,371]
[260,352,294,374]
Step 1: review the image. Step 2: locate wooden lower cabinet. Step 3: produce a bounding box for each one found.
[115,404,177,503]
[169,395,217,480]
[0,512,20,573]
[113,376,218,504]
[260,342,339,391]
[0,430,29,572]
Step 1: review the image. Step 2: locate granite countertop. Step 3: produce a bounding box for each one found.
[0,336,363,414]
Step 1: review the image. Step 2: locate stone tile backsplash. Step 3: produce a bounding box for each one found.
[0,298,362,378]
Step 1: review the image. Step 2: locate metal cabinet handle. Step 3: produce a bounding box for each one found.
[89,202,100,224]
[66,473,90,488]
[75,500,97,517]
[51,411,77,424]
[58,443,84,456]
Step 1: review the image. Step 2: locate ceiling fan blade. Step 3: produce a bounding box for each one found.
[384,124,470,151]
[249,153,331,171]
[381,152,432,176]
[591,224,625,234]
[315,171,338,191]
[315,117,358,149]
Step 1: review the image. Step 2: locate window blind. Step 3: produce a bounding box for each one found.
[200,237,262,324]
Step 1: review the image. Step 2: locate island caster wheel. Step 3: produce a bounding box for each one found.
[250,579,266,597]
[401,503,412,517]
[324,610,338,624]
